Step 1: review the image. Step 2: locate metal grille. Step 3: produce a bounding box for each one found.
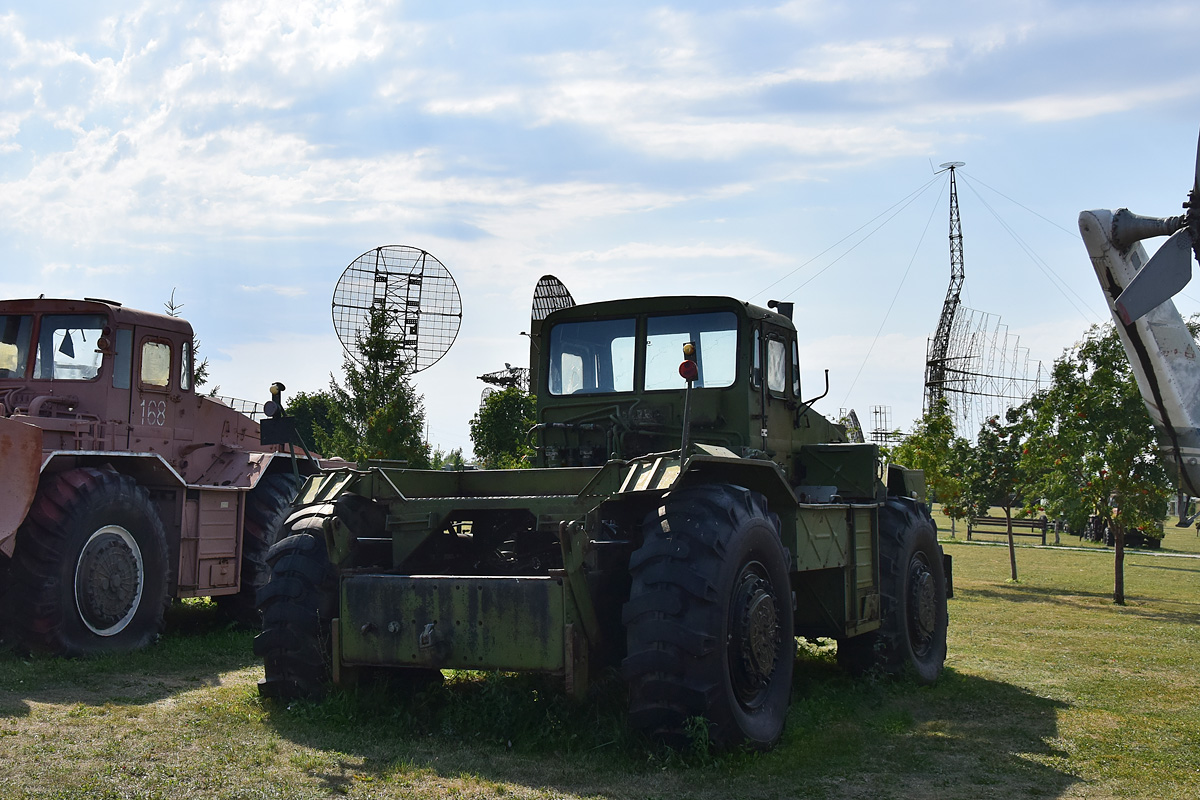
[531,274,575,322]
[332,246,462,373]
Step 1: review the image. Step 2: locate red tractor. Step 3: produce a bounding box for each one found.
[0,297,316,655]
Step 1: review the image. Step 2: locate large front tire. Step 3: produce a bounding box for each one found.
[839,498,947,683]
[254,507,338,700]
[1,467,170,656]
[623,484,794,750]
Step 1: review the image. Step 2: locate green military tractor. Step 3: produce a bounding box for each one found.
[254,289,950,750]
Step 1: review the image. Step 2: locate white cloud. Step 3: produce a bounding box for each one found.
[982,78,1200,123]
[562,241,785,264]
[766,39,952,85]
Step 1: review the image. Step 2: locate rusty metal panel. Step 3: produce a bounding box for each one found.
[339,575,567,672]
[177,494,201,589]
[172,488,244,593]
[0,417,42,557]
[196,489,242,559]
[204,559,236,587]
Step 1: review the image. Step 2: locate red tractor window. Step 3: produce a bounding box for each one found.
[33,314,106,381]
[0,314,33,378]
[140,340,172,389]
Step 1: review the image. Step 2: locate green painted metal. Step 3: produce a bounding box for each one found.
[299,292,927,699]
[338,574,569,672]
[798,443,882,502]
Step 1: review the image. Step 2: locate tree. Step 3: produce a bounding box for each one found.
[314,305,430,467]
[164,290,214,393]
[469,387,536,469]
[285,390,339,452]
[965,412,1025,581]
[430,447,465,470]
[891,397,972,524]
[1016,323,1171,604]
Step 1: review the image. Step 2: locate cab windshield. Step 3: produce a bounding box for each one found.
[547,310,738,396]
[32,314,108,381]
[0,315,33,379]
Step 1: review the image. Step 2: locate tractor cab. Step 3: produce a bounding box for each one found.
[0,297,263,481]
[533,295,849,476]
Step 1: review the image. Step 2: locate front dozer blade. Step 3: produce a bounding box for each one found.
[0,417,43,558]
[1115,227,1195,325]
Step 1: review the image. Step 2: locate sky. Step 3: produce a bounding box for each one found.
[3,0,1200,456]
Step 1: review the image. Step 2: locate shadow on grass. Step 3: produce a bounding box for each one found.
[1126,561,1200,574]
[965,583,1200,626]
[0,600,259,719]
[258,650,1076,800]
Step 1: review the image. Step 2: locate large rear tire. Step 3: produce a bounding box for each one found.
[216,472,301,627]
[254,507,338,700]
[838,498,947,683]
[1,467,170,656]
[623,483,794,750]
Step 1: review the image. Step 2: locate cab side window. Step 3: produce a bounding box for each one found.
[140,340,172,389]
[791,340,801,398]
[112,329,133,390]
[766,336,787,395]
[180,340,193,392]
[751,329,762,388]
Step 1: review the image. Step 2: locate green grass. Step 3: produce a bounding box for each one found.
[2,542,1199,799]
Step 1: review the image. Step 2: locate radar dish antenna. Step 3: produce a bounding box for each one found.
[531,275,575,321]
[332,245,462,374]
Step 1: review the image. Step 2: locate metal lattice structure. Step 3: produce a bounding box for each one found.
[479,363,530,392]
[932,307,1045,437]
[870,405,904,447]
[924,162,966,413]
[922,164,1044,437]
[332,245,462,374]
[531,275,575,321]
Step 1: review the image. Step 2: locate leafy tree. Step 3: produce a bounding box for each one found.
[430,447,466,470]
[469,387,536,469]
[285,390,339,453]
[891,397,971,522]
[965,412,1026,581]
[1016,323,1170,604]
[315,305,430,467]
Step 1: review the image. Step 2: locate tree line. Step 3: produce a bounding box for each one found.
[892,322,1183,603]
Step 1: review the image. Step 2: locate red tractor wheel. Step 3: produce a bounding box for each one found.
[2,467,170,656]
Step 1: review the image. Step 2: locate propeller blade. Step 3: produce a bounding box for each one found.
[1115,227,1195,325]
[1194,126,1200,195]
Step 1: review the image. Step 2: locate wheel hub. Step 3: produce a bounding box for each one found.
[908,555,937,653]
[730,565,780,706]
[75,525,144,637]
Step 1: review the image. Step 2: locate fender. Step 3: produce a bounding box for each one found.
[0,417,42,558]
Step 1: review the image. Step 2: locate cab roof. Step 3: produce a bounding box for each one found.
[0,298,193,336]
[544,295,796,331]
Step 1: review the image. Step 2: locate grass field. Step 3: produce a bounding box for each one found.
[2,525,1199,800]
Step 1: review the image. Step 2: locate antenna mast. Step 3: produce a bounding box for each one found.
[924,161,966,412]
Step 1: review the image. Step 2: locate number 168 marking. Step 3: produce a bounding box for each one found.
[141,399,167,427]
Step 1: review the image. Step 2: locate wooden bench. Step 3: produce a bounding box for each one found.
[967,515,1048,545]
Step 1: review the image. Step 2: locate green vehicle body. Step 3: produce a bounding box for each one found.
[258,293,949,749]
